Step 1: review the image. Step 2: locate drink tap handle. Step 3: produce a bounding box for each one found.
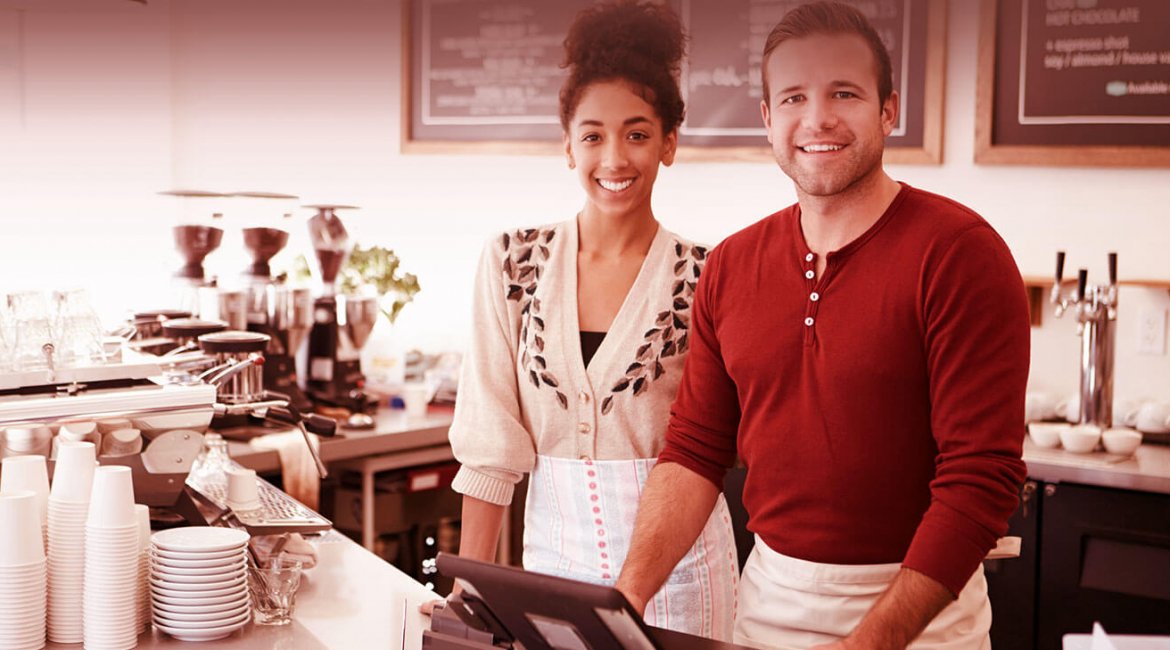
[1051,251,1066,306]
[1108,252,1117,287]
[1076,269,1088,302]
[1055,251,1066,285]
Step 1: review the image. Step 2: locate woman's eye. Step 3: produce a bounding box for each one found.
[581,133,600,143]
[628,132,649,141]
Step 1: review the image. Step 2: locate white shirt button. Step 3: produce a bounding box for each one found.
[810,292,820,302]
[578,422,592,434]
[805,253,814,262]
[804,270,815,280]
[804,317,815,327]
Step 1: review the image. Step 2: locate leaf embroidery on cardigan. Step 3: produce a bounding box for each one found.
[603,240,707,415]
[502,227,568,410]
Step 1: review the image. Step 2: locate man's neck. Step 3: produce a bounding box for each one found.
[798,171,902,257]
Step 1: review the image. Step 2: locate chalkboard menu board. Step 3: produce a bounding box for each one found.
[975,0,1170,166]
[405,0,946,163]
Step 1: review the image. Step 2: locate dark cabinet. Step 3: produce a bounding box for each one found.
[986,480,1170,650]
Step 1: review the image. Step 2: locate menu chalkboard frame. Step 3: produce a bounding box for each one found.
[974,0,1170,167]
[402,0,947,165]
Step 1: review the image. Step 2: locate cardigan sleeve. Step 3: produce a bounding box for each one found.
[448,237,537,506]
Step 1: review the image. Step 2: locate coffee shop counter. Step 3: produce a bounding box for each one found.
[46,531,437,650]
[224,406,456,474]
[1023,438,1170,495]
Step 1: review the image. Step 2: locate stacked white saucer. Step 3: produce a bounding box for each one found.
[46,441,96,644]
[0,490,47,650]
[150,527,251,642]
[83,466,141,650]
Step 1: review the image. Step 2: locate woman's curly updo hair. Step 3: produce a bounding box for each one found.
[559,0,687,135]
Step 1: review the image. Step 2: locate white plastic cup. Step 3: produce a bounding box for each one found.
[1,454,50,528]
[50,441,97,504]
[0,490,45,566]
[226,467,260,509]
[86,466,137,529]
[3,425,52,457]
[101,428,143,457]
[402,382,430,418]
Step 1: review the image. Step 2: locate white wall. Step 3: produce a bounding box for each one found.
[2,0,1167,405]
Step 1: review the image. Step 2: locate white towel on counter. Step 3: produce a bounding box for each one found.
[249,428,321,510]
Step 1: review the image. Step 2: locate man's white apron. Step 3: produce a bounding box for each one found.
[735,535,992,650]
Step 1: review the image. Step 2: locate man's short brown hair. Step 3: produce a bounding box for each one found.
[761,2,893,107]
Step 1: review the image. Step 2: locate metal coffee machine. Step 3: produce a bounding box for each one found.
[1051,251,1118,427]
[304,205,379,429]
[235,192,315,413]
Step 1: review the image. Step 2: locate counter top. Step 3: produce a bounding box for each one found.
[227,406,455,474]
[47,532,437,650]
[1024,438,1170,495]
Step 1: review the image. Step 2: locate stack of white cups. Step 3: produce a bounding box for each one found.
[0,455,50,550]
[46,441,96,644]
[0,490,47,650]
[135,504,151,634]
[83,466,140,650]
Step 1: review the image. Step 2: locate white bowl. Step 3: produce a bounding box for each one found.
[1028,422,1068,448]
[1102,428,1142,456]
[1060,424,1101,453]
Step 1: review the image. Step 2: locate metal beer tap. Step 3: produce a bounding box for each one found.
[1051,251,1118,427]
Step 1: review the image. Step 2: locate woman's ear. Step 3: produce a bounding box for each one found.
[564,134,576,169]
[661,129,678,167]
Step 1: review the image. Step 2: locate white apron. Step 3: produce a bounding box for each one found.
[524,455,738,642]
[735,535,992,650]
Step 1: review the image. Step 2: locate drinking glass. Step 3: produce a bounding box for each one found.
[248,558,303,625]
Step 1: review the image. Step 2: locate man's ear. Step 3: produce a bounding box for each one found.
[880,90,899,137]
[760,99,774,145]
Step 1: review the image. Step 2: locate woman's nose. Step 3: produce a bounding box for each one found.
[602,139,629,169]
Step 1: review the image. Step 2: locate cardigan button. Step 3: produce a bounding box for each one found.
[579,391,590,403]
[578,422,592,434]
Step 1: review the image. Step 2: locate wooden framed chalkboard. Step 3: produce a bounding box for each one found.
[403,0,946,164]
[975,0,1170,167]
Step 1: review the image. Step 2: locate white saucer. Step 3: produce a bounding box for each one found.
[154,608,249,630]
[152,546,245,561]
[152,560,246,576]
[151,568,246,584]
[151,589,249,608]
[152,597,250,617]
[151,527,249,553]
[150,574,245,592]
[152,551,246,569]
[151,601,249,622]
[151,581,247,599]
[153,615,249,642]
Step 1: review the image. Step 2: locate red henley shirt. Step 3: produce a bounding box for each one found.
[658,184,1030,595]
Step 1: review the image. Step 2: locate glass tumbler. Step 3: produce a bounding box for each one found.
[247,558,303,625]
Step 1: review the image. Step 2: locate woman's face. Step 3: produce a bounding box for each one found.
[564,80,677,220]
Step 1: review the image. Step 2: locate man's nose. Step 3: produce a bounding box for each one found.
[802,97,839,131]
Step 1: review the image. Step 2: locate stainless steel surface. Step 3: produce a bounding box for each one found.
[1051,252,1118,428]
[271,287,313,353]
[339,294,377,355]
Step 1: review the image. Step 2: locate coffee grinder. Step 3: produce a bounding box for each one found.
[304,204,379,429]
[234,192,315,413]
[161,190,227,315]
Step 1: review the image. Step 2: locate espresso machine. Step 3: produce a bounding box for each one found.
[1052,251,1118,427]
[304,205,379,429]
[234,192,315,413]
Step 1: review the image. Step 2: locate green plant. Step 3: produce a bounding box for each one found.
[290,244,420,324]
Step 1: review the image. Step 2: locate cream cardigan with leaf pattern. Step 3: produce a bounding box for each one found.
[449,219,708,506]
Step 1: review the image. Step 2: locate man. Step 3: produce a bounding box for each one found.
[615,2,1030,649]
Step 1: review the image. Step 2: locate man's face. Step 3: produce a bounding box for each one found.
[760,32,898,198]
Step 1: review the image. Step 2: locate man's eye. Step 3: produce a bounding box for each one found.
[781,94,804,105]
[834,91,856,99]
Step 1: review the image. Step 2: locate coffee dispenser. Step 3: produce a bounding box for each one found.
[234,192,314,412]
[1051,251,1118,427]
[160,190,227,315]
[304,205,378,428]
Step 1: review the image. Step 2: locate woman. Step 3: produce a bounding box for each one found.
[448,1,737,640]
